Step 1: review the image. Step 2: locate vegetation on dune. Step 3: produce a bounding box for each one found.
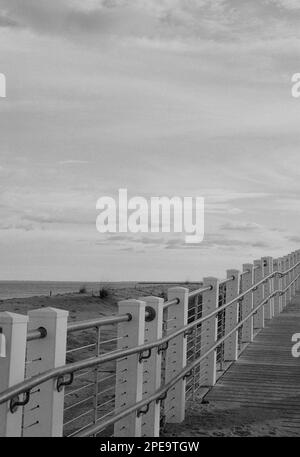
[99,287,109,299]
[79,285,87,294]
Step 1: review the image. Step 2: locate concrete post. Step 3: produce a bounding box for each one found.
[201,278,219,386]
[224,270,240,361]
[139,296,163,437]
[261,257,273,319]
[241,264,254,342]
[253,259,264,329]
[273,259,280,316]
[164,287,188,423]
[114,299,146,437]
[284,255,289,307]
[0,312,28,437]
[23,308,68,437]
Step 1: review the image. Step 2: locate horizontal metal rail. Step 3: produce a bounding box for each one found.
[26,327,47,342]
[162,297,179,309]
[26,264,298,340]
[67,314,131,333]
[219,275,235,286]
[188,285,212,299]
[3,263,299,408]
[75,274,300,437]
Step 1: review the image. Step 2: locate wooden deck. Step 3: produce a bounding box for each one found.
[164,291,300,437]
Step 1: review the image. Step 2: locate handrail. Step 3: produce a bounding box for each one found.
[163,297,179,309]
[188,285,212,299]
[75,278,299,437]
[67,314,131,333]
[2,264,299,408]
[27,263,298,339]
[27,327,47,342]
[219,275,235,286]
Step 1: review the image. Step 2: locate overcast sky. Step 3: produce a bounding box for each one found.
[0,0,300,281]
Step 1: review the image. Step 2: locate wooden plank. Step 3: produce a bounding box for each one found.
[163,291,300,437]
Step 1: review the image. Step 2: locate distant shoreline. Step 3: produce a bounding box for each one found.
[0,280,202,301]
[0,281,202,303]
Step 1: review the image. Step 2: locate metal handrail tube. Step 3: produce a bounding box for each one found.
[240,269,250,277]
[281,272,300,294]
[188,285,212,299]
[0,286,270,405]
[67,314,131,333]
[26,327,47,342]
[281,261,300,276]
[80,271,300,437]
[162,297,179,309]
[66,263,299,334]
[75,285,289,437]
[219,275,235,286]
[2,267,298,407]
[163,285,211,307]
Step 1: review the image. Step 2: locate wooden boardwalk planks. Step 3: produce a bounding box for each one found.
[164,292,300,437]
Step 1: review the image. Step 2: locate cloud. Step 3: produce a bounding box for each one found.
[286,235,300,243]
[0,12,19,27]
[220,222,262,232]
[164,234,271,250]
[0,0,158,39]
[268,0,300,10]
[1,1,299,281]
[58,160,91,165]
[0,221,35,231]
[2,0,300,47]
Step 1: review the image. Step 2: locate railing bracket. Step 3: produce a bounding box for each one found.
[137,403,150,417]
[139,348,152,363]
[56,372,74,392]
[184,370,193,380]
[156,391,168,404]
[10,390,31,414]
[157,341,169,354]
[184,328,194,337]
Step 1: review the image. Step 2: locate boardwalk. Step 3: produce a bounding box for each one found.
[164,291,300,437]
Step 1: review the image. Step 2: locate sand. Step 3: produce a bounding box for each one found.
[2,284,292,437]
[0,283,201,437]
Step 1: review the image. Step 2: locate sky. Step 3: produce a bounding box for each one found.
[0,0,300,281]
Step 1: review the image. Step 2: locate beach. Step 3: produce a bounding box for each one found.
[1,283,201,436]
[2,284,297,437]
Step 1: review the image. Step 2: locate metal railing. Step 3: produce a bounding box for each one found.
[0,250,299,437]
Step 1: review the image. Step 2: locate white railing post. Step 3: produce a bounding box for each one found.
[253,259,264,330]
[288,253,293,300]
[297,250,300,291]
[23,307,68,437]
[273,259,280,316]
[200,278,219,386]
[288,253,292,299]
[279,257,285,312]
[281,256,286,309]
[261,256,273,319]
[138,296,163,437]
[164,287,188,424]
[284,255,290,306]
[224,270,240,361]
[241,264,254,343]
[292,251,297,297]
[0,312,28,437]
[278,257,284,312]
[114,299,145,437]
[286,254,291,305]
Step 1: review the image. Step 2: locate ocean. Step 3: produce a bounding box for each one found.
[0,281,135,300]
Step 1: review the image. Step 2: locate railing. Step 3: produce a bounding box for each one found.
[0,250,299,437]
